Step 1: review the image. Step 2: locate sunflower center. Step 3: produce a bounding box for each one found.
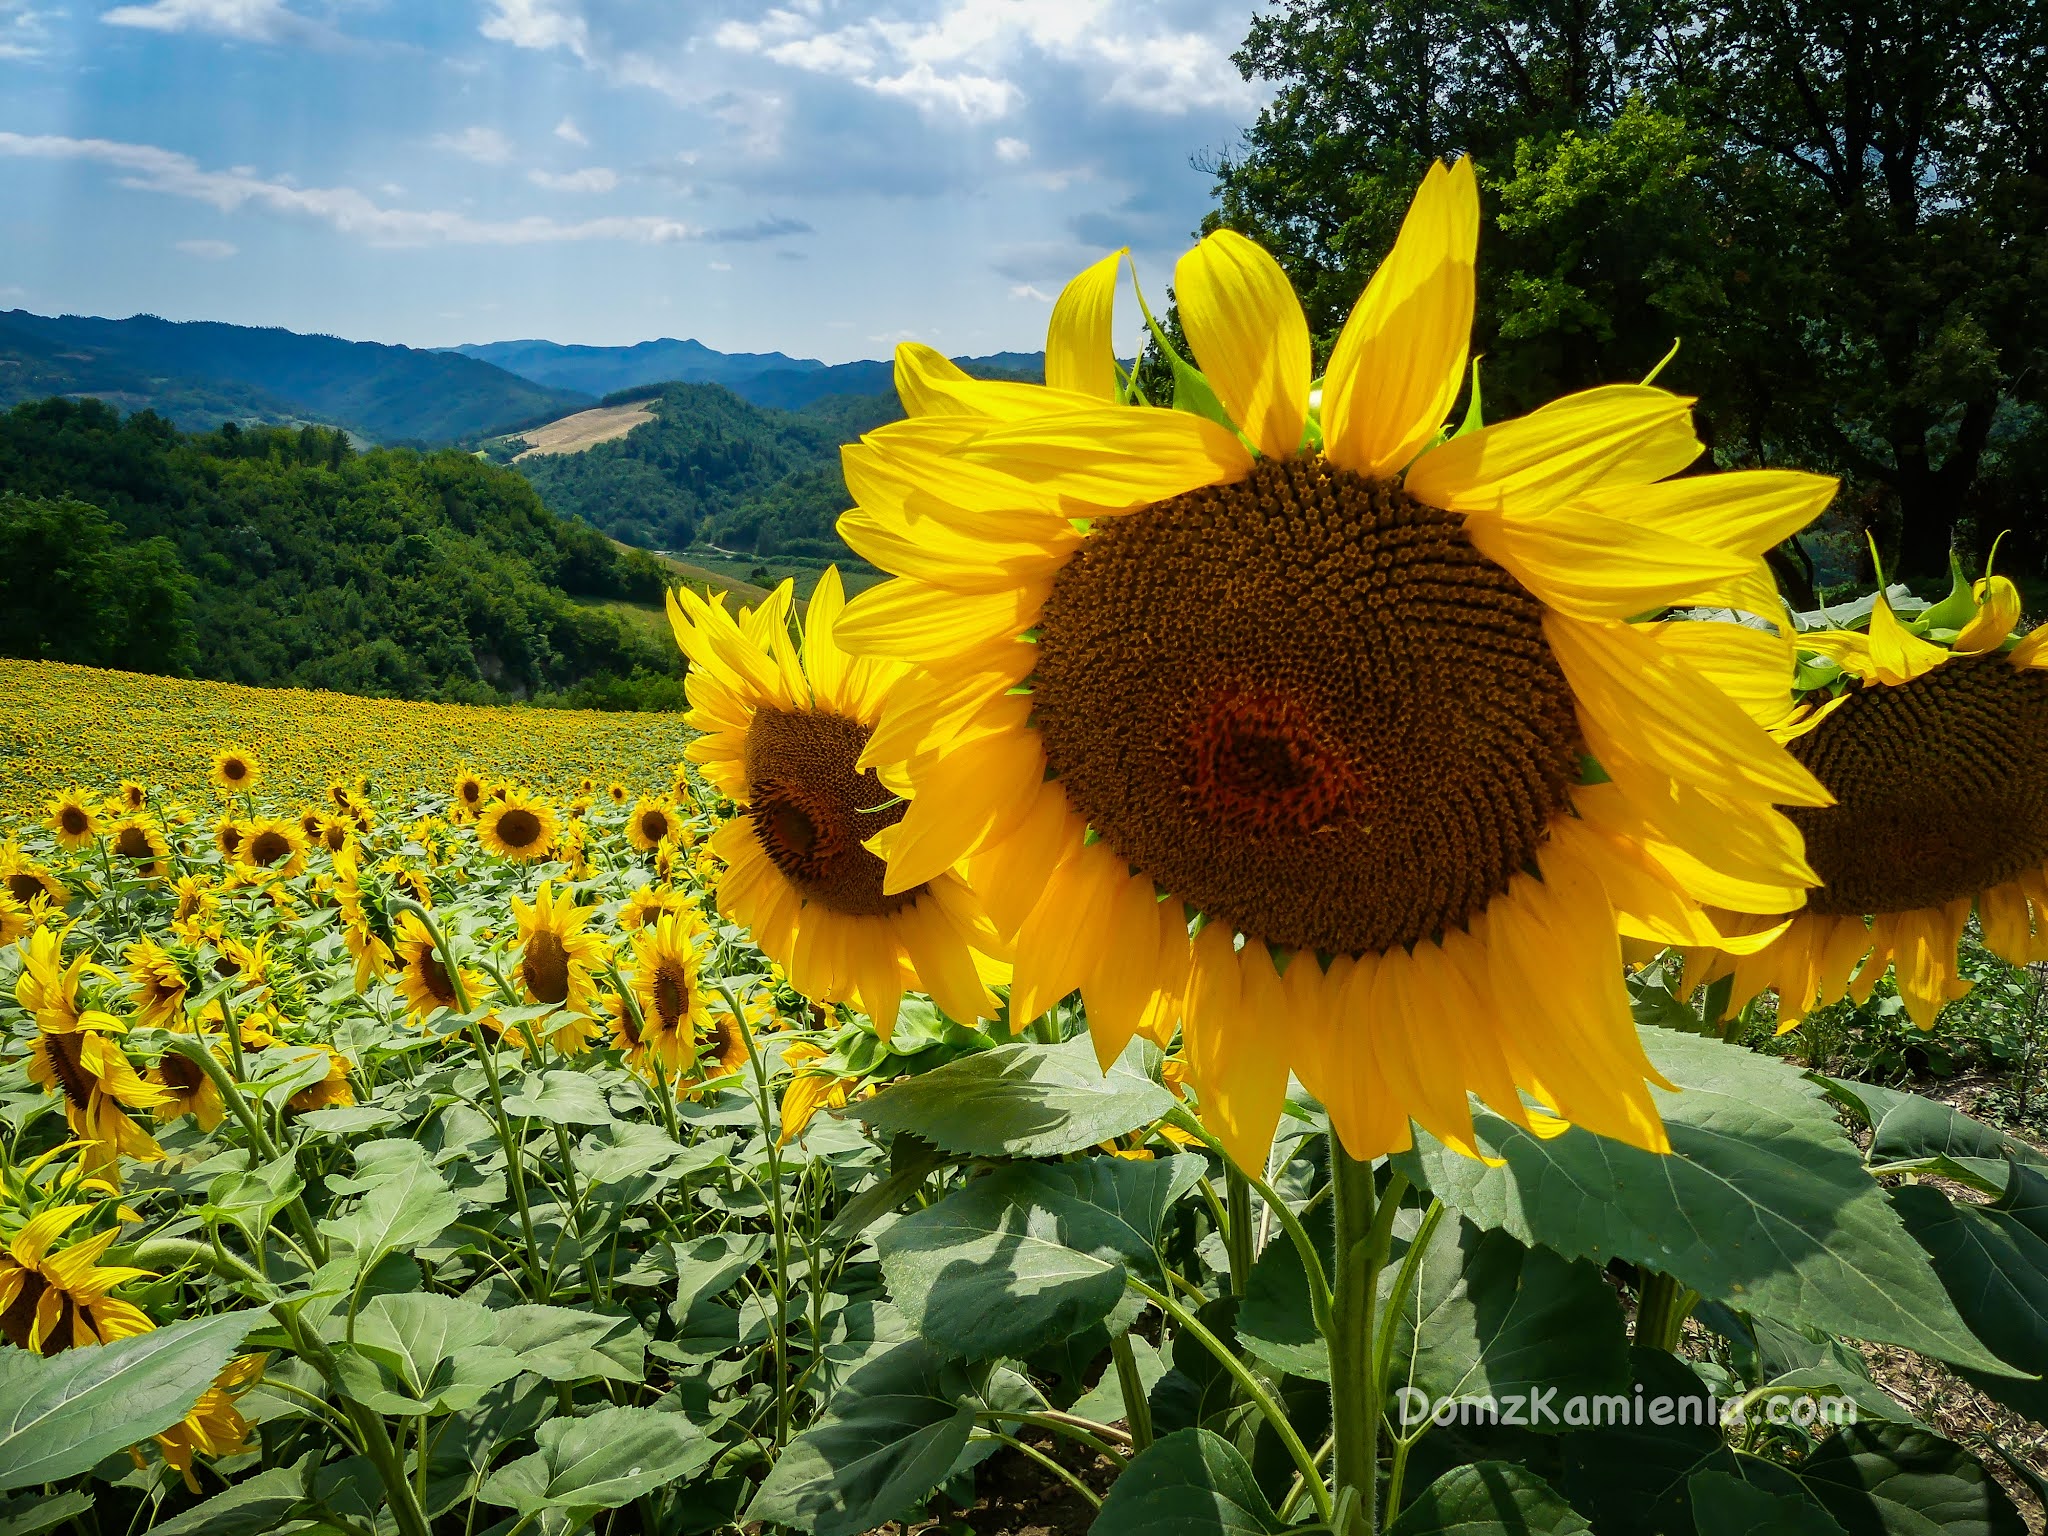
[744,707,922,917]
[158,1053,206,1095]
[44,1034,94,1110]
[497,809,543,850]
[523,930,571,1005]
[59,807,90,836]
[1031,457,1582,957]
[223,760,248,782]
[0,1273,73,1355]
[5,874,42,905]
[248,830,291,867]
[653,962,689,1030]
[114,827,154,862]
[640,810,671,842]
[1788,654,2048,915]
[420,951,457,1007]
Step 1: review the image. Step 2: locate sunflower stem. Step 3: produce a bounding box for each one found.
[718,979,794,1451]
[1225,1164,1256,1298]
[1328,1143,1398,1536]
[1111,1331,1155,1450]
[1633,1269,1698,1352]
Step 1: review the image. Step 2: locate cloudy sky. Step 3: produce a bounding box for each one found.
[0,0,1268,362]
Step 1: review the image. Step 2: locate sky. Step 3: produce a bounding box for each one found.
[0,0,1270,363]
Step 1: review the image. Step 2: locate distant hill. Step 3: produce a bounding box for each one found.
[0,395,685,706]
[0,310,590,445]
[499,383,901,555]
[452,335,1044,410]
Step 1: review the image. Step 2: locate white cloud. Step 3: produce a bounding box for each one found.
[433,125,513,164]
[553,116,587,147]
[994,136,1030,163]
[478,0,586,57]
[0,2,54,59]
[175,237,238,257]
[100,0,326,43]
[707,260,731,271]
[0,131,720,246]
[528,165,618,193]
[1008,282,1053,302]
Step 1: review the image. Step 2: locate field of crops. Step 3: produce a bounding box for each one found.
[0,660,690,819]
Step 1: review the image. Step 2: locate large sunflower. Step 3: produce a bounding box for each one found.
[46,789,100,851]
[477,788,560,863]
[108,816,171,880]
[831,160,1835,1169]
[0,1205,154,1354]
[238,817,308,880]
[614,909,717,1083]
[511,881,608,1020]
[1699,577,2048,1029]
[209,748,260,796]
[668,568,1011,1035]
[27,1025,167,1176]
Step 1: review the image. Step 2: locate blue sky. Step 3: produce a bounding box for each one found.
[0,0,1267,362]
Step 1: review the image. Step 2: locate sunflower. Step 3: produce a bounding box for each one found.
[15,927,101,1034]
[209,748,260,796]
[206,932,270,992]
[212,819,246,862]
[172,875,217,928]
[615,910,715,1082]
[46,789,100,851]
[628,797,680,852]
[0,892,26,949]
[777,1040,856,1146]
[146,1044,225,1131]
[668,568,1011,1036]
[27,1026,167,1176]
[477,788,560,863]
[325,778,353,811]
[392,911,479,1021]
[238,817,307,879]
[618,883,679,931]
[339,892,395,991]
[117,780,148,812]
[0,840,68,910]
[148,1353,265,1492]
[318,813,352,854]
[607,781,629,804]
[288,1046,356,1112]
[830,160,1836,1169]
[511,881,608,1019]
[125,939,192,1031]
[0,1205,154,1354]
[452,767,488,819]
[107,816,171,880]
[1687,576,2048,1030]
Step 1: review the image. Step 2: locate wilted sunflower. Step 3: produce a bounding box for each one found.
[478,788,559,863]
[147,1044,225,1131]
[1697,577,2048,1029]
[148,1353,265,1492]
[832,159,1835,1168]
[614,910,716,1081]
[125,939,191,1030]
[668,568,1011,1035]
[628,797,680,852]
[238,817,307,879]
[209,748,260,796]
[46,789,100,851]
[27,1025,167,1176]
[0,1205,154,1354]
[512,881,608,1019]
[108,816,171,880]
[0,840,69,909]
[452,767,488,819]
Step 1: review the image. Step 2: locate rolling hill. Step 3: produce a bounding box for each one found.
[0,310,590,444]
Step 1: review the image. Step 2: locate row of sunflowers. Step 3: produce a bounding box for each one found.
[3,155,2046,1536]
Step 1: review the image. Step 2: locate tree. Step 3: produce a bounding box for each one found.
[0,493,196,672]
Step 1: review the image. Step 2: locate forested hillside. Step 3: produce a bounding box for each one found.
[0,397,680,705]
[0,310,590,443]
[505,383,901,554]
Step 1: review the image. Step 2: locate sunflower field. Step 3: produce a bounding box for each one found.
[6,160,2048,1536]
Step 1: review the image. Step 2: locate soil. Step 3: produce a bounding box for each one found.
[878,1431,1119,1536]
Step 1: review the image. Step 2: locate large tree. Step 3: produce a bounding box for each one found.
[1211,0,2048,580]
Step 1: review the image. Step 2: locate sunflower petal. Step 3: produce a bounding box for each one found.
[958,408,1252,508]
[1571,469,1837,558]
[1047,249,1126,402]
[1462,504,1756,620]
[1174,229,1312,459]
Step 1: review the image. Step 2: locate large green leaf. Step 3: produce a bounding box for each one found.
[148,1458,315,1536]
[876,1161,1174,1360]
[1071,1335,1167,1427]
[1689,1472,1847,1536]
[478,1405,715,1517]
[316,1138,460,1277]
[490,1304,645,1384]
[1823,1080,2048,1195]
[1402,1030,2002,1370]
[335,1292,523,1415]
[1893,1168,2048,1425]
[0,1311,259,1490]
[1086,1429,1283,1536]
[1389,1463,1593,1534]
[852,1037,1172,1157]
[1799,1425,2026,1536]
[744,1339,978,1536]
[501,1070,618,1126]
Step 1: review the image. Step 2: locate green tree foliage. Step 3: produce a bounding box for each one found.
[511,383,902,556]
[0,397,679,705]
[1208,0,2048,580]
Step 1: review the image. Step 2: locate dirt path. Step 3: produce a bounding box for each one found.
[514,400,656,459]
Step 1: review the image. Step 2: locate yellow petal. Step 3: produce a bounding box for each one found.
[959,407,1252,508]
[1461,504,1755,620]
[837,508,1079,594]
[834,578,1047,660]
[1183,930,1290,1174]
[1955,576,2023,654]
[1321,157,1477,476]
[1174,229,1311,459]
[1406,385,1701,517]
[894,342,1103,420]
[1570,469,1837,558]
[1046,249,1126,402]
[1863,591,1950,684]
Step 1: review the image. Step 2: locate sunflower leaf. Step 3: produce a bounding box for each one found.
[1387,1462,1592,1535]
[1088,1428,1284,1536]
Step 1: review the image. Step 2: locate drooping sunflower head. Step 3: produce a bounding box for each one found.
[287,1046,356,1113]
[831,159,1837,1169]
[1702,568,2048,1031]
[46,789,99,851]
[238,818,307,879]
[627,797,678,853]
[151,1352,265,1492]
[477,788,560,863]
[209,748,260,796]
[394,910,478,1022]
[0,892,26,949]
[126,939,192,1031]
[147,1045,225,1131]
[108,817,171,880]
[667,568,1011,1037]
[512,880,608,1018]
[0,1206,156,1355]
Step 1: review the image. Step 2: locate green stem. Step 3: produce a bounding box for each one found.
[1111,1331,1154,1450]
[160,1036,326,1265]
[1127,1275,1332,1524]
[1225,1164,1256,1298]
[1329,1147,1401,1536]
[1371,1197,1445,1400]
[273,1305,433,1536]
[971,1429,1102,1510]
[1634,1269,1698,1352]
[718,981,792,1450]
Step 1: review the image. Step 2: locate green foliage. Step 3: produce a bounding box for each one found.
[1210,0,2048,580]
[0,396,678,703]
[1095,1429,1287,1536]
